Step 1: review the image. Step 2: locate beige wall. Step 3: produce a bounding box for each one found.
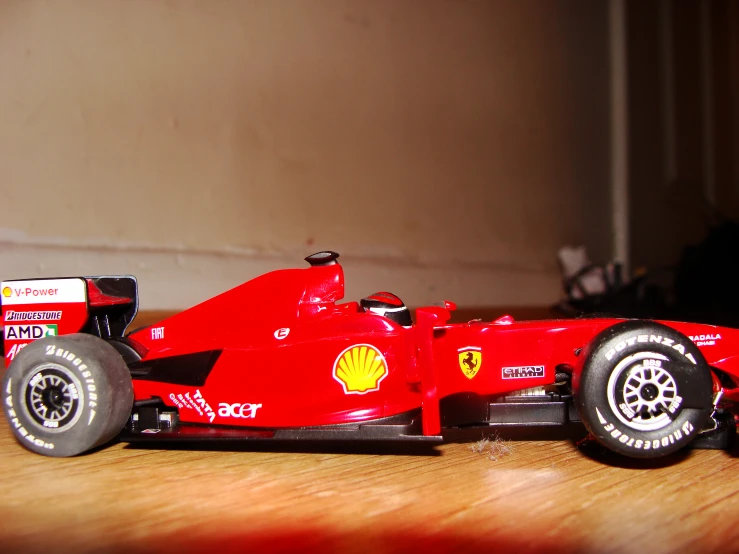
[0,1,612,309]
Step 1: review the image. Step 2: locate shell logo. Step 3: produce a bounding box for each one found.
[333,344,388,395]
[2,287,11,298]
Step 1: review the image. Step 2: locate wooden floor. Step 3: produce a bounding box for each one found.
[3,309,739,553]
[2,424,739,554]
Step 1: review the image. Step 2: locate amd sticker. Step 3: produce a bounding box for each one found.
[4,324,58,340]
[502,365,545,379]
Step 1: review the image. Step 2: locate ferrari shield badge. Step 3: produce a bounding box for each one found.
[458,347,482,379]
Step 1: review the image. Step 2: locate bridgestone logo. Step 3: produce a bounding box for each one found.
[595,407,693,450]
[502,366,545,379]
[4,311,62,322]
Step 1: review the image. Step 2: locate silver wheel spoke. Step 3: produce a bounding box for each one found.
[611,357,679,431]
[25,367,82,430]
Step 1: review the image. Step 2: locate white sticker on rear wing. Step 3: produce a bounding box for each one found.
[1,279,86,305]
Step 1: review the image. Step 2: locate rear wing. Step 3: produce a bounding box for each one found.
[2,276,138,365]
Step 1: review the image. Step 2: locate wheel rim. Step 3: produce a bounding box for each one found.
[22,363,84,432]
[606,352,681,431]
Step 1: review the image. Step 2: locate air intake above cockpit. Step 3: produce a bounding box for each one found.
[304,251,340,267]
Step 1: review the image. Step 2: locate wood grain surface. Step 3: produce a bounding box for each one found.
[2,423,739,554]
[2,309,738,554]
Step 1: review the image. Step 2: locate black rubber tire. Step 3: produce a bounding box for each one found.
[574,320,714,458]
[2,333,133,457]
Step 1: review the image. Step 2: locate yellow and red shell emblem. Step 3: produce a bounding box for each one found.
[1,286,11,298]
[333,344,388,394]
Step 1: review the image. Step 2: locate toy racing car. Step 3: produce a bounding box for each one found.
[2,251,737,459]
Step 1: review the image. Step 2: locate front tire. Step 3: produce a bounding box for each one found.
[575,321,714,458]
[2,334,133,457]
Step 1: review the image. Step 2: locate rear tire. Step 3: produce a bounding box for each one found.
[2,333,133,457]
[575,321,714,458]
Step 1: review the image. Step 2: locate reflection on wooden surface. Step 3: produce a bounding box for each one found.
[1,420,738,553]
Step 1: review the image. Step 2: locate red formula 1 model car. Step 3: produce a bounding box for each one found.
[2,251,738,459]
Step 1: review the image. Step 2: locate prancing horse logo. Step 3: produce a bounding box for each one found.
[458,347,482,379]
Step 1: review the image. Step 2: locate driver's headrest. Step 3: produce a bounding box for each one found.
[361,292,413,327]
